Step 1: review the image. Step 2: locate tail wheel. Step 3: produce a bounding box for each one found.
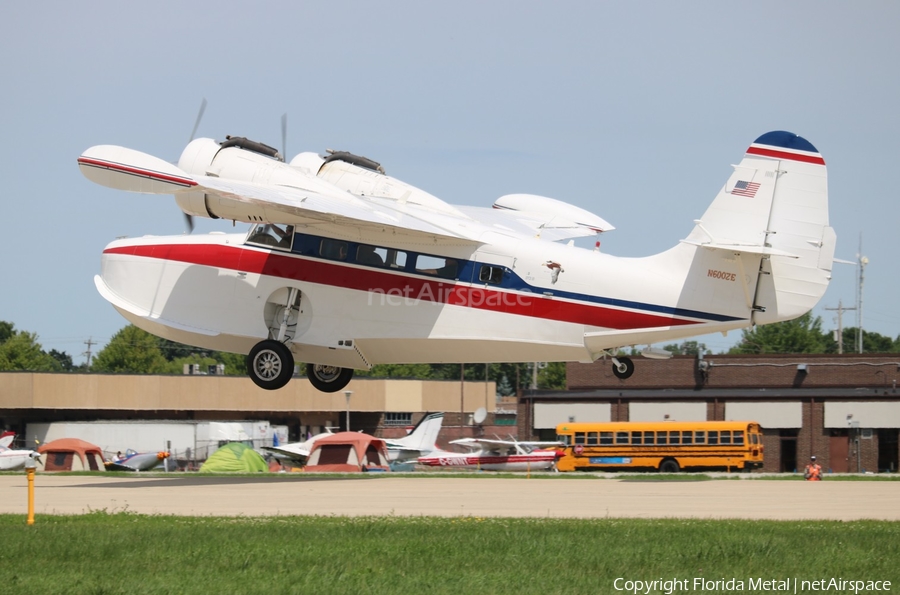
[612,356,635,379]
[659,459,680,473]
[247,340,294,390]
[307,363,354,393]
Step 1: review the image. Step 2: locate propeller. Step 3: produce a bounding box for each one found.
[281,112,288,162]
[182,98,207,233]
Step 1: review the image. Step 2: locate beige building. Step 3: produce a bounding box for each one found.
[0,372,498,448]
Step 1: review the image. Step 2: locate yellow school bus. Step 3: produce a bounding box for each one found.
[555,421,763,472]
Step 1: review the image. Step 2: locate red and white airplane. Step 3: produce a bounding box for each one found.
[77,130,834,392]
[417,438,563,472]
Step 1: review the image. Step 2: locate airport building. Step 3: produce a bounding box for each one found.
[519,354,900,473]
[0,372,499,459]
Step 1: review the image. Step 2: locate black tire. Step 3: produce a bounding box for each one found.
[247,340,295,390]
[307,363,354,393]
[612,357,635,379]
[659,459,680,473]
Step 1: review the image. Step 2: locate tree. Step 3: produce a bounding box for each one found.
[0,331,61,371]
[663,341,709,356]
[0,321,15,344]
[92,325,169,374]
[729,312,828,354]
[825,327,898,354]
[48,349,75,371]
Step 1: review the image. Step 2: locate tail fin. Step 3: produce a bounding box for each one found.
[682,131,834,325]
[0,431,14,449]
[391,412,444,452]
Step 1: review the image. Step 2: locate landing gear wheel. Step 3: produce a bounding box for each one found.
[659,459,680,473]
[612,356,635,379]
[247,340,294,390]
[307,363,354,393]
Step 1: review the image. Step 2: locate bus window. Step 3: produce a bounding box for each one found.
[587,432,598,446]
[574,433,586,445]
[682,431,693,445]
[721,431,732,445]
[669,431,680,445]
[631,431,642,445]
[750,433,758,445]
[600,432,613,445]
[656,431,668,445]
[695,431,705,444]
[734,431,744,445]
[557,434,570,446]
[643,431,655,445]
[616,432,629,445]
[708,431,718,445]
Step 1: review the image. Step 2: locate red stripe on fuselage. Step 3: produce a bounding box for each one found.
[103,243,701,330]
[745,146,825,165]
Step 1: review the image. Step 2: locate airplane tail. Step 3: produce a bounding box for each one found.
[677,131,834,326]
[391,412,444,452]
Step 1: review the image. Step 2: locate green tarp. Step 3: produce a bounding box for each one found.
[199,442,267,473]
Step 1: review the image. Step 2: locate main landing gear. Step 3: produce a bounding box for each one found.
[307,363,354,393]
[247,340,295,390]
[246,341,355,392]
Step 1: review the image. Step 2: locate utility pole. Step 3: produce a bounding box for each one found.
[82,337,96,368]
[825,300,856,355]
[855,234,868,354]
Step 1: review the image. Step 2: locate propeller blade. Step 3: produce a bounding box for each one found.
[189,98,208,144]
[281,112,288,162]
[183,212,194,234]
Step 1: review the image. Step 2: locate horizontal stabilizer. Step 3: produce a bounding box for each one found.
[679,239,799,258]
[78,145,197,194]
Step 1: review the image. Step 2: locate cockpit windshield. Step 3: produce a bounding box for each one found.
[245,224,294,250]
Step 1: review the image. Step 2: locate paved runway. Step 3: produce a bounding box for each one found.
[2,474,899,520]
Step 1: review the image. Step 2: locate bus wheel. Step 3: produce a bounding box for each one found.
[659,459,680,473]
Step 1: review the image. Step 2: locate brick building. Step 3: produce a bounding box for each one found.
[518,354,900,473]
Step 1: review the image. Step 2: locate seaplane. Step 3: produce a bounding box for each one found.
[417,437,563,472]
[77,128,834,392]
[0,432,40,471]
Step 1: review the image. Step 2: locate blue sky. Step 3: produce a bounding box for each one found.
[2,2,898,363]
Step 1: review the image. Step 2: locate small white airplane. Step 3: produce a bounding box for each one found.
[105,448,170,472]
[0,432,40,471]
[77,129,834,392]
[417,437,563,471]
[262,412,444,469]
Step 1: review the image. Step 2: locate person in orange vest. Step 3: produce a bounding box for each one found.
[804,455,822,481]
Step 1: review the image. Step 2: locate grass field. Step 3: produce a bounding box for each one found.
[1,513,897,595]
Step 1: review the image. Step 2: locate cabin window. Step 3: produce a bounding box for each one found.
[415,255,458,279]
[479,265,504,284]
[320,239,349,261]
[357,245,408,269]
[246,224,294,250]
[600,432,613,445]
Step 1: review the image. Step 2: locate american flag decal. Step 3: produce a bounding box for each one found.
[731,180,760,198]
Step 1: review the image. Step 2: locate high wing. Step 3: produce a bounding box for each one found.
[77,140,611,245]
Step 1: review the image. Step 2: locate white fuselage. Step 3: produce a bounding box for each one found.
[416,448,560,472]
[95,225,749,369]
